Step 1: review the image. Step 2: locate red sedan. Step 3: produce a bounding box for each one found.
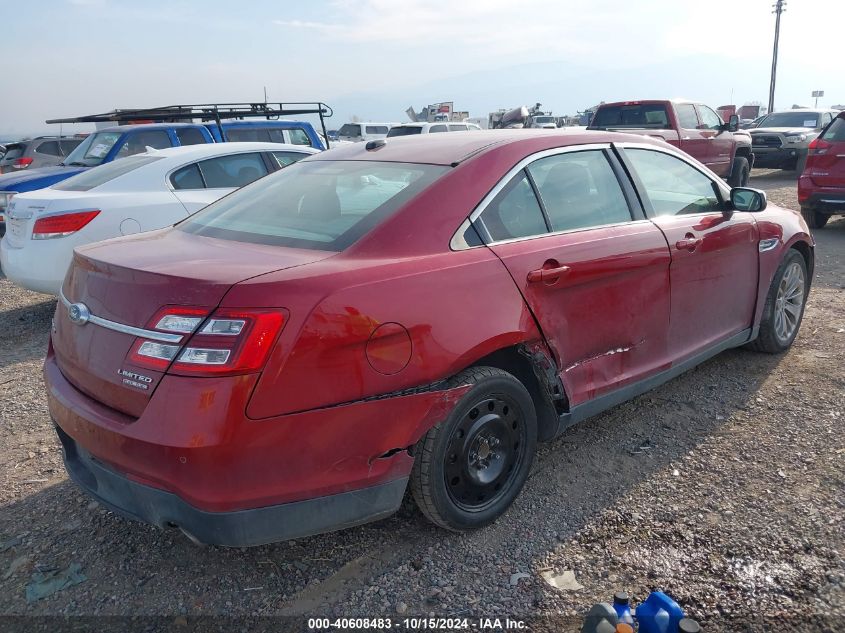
[46,131,814,546]
[799,110,845,228]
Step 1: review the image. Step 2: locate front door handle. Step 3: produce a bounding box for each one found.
[527,264,571,283]
[675,234,702,252]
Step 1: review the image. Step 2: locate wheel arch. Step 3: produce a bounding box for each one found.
[788,237,814,285]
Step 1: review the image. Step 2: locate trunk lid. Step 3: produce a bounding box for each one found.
[4,190,95,248]
[54,228,333,418]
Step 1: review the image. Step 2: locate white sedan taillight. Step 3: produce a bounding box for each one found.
[31,210,100,239]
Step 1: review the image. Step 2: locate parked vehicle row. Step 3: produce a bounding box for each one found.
[0,118,326,236]
[1,143,318,295]
[0,135,86,174]
[387,121,482,137]
[749,108,840,172]
[44,129,813,546]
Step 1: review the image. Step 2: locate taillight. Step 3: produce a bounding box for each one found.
[127,307,286,376]
[13,157,33,169]
[808,138,831,155]
[171,309,286,376]
[32,210,100,239]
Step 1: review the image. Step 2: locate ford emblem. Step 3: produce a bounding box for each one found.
[68,302,91,326]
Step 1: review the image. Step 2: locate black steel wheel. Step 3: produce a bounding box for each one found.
[410,367,537,531]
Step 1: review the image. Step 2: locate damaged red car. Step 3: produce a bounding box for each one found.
[46,131,814,546]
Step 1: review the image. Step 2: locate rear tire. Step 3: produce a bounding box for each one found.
[410,367,537,532]
[748,250,808,354]
[801,206,829,229]
[728,156,750,187]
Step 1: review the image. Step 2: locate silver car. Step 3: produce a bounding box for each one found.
[0,136,85,174]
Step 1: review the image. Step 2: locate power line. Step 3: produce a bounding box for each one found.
[768,0,786,114]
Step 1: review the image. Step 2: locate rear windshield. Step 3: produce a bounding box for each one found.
[178,160,447,251]
[51,155,164,191]
[0,144,24,161]
[757,112,821,128]
[591,104,670,129]
[386,127,423,137]
[821,117,845,142]
[62,131,123,167]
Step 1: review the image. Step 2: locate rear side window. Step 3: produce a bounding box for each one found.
[176,128,208,146]
[271,151,309,168]
[59,139,83,154]
[288,128,312,146]
[676,104,699,129]
[592,104,670,128]
[35,141,62,156]
[386,127,422,137]
[476,171,548,242]
[528,150,632,231]
[448,125,468,132]
[170,163,205,190]
[338,124,362,137]
[429,125,448,133]
[117,130,172,157]
[179,161,447,251]
[198,153,268,188]
[625,149,722,215]
[52,155,164,191]
[365,126,388,135]
[822,117,845,142]
[225,128,269,142]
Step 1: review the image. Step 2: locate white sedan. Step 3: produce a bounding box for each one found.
[0,142,318,295]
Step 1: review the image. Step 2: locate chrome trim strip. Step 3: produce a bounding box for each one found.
[759,238,779,252]
[59,290,184,343]
[819,198,845,205]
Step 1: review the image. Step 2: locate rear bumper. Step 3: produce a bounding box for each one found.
[0,238,63,294]
[55,424,408,547]
[799,190,845,215]
[752,146,806,167]
[44,347,468,543]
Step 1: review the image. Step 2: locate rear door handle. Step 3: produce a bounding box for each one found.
[675,235,702,252]
[527,265,571,283]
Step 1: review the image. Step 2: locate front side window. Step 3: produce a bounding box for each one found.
[176,128,208,146]
[676,104,699,129]
[528,150,632,232]
[448,125,468,132]
[53,155,164,192]
[223,128,269,142]
[116,130,172,158]
[59,139,82,154]
[198,153,268,188]
[364,126,388,135]
[475,171,548,242]
[429,125,448,133]
[179,161,447,251]
[625,149,722,216]
[697,106,724,130]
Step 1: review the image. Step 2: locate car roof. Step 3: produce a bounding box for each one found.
[145,142,319,161]
[312,129,667,166]
[95,122,207,133]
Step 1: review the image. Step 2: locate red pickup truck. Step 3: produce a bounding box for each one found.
[588,100,754,187]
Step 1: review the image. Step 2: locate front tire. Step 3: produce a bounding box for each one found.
[410,367,537,532]
[801,206,829,229]
[728,156,750,187]
[748,250,808,354]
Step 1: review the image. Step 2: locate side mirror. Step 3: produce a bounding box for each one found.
[731,187,767,212]
[724,114,740,132]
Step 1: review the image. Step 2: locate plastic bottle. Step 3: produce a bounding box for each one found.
[612,591,635,628]
[581,602,618,633]
[635,591,684,633]
[678,618,701,633]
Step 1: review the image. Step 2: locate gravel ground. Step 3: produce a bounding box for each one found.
[0,169,842,631]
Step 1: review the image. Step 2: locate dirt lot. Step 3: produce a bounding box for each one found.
[0,169,842,631]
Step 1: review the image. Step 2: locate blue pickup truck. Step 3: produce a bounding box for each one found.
[0,118,326,235]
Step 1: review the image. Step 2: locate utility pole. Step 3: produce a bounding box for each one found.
[768,0,786,114]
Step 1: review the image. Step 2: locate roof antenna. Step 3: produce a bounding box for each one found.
[264,86,268,105]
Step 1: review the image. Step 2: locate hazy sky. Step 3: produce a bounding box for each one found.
[1,0,842,138]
